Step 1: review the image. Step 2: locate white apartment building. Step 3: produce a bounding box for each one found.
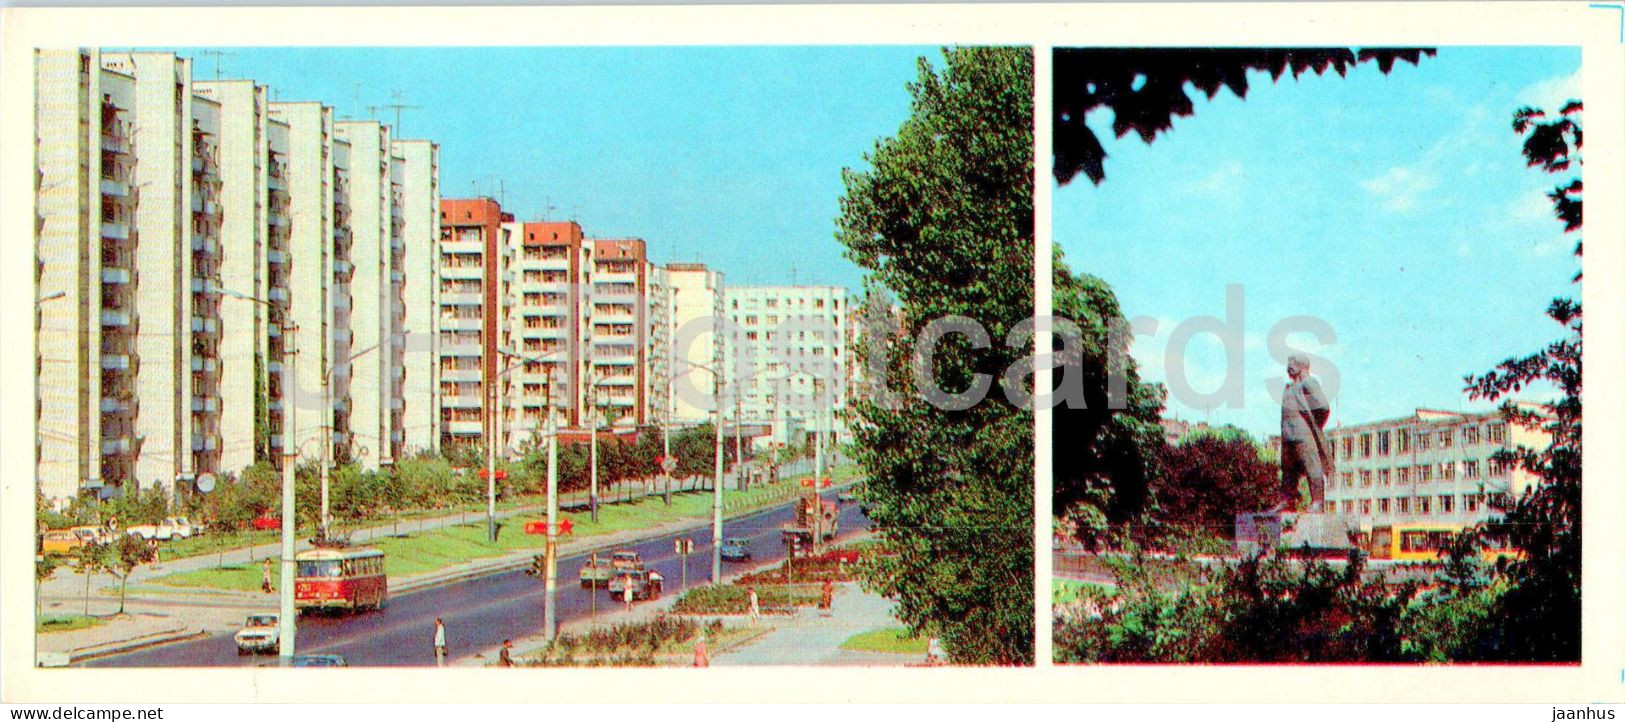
[394,140,440,456]
[723,285,850,446]
[665,263,725,426]
[334,121,402,470]
[34,50,233,504]
[1325,405,1552,526]
[436,198,508,452]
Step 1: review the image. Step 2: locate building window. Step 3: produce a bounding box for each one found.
[1419,496,1432,515]
[1488,423,1506,444]
[1342,500,1355,515]
[1360,470,1372,487]
[1397,497,1410,514]
[1397,467,1410,484]
[1360,499,1372,516]
[1465,494,1482,513]
[1439,495,1455,514]
[1417,433,1431,452]
[1396,428,1411,453]
[1342,472,1353,489]
[1464,460,1480,479]
[1379,498,1391,514]
[1419,465,1433,482]
[1342,437,1354,458]
[1440,462,1455,481]
[1377,430,1391,455]
[1360,433,1372,458]
[1379,469,1391,486]
[1439,429,1454,448]
[1464,426,1481,445]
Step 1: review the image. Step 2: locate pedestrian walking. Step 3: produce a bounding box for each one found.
[261,558,274,594]
[820,579,834,610]
[433,618,447,667]
[623,578,636,611]
[747,586,761,622]
[693,632,710,667]
[498,639,514,667]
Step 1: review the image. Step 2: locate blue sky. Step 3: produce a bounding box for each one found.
[181,46,933,289]
[1054,47,1582,438]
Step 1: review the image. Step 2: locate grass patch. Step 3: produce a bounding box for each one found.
[1054,579,1112,606]
[839,627,928,655]
[670,584,821,615]
[152,564,271,594]
[38,615,105,634]
[522,616,729,667]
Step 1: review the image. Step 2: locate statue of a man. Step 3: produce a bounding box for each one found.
[1277,353,1333,513]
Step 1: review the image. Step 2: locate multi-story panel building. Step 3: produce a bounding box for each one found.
[335,121,401,469]
[437,198,510,451]
[665,263,725,426]
[723,285,850,445]
[35,49,141,503]
[267,102,339,468]
[1325,405,1552,525]
[502,221,587,450]
[394,140,440,456]
[585,238,662,430]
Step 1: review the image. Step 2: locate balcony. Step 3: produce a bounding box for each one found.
[101,437,134,455]
[390,398,404,410]
[101,355,131,371]
[101,222,130,241]
[100,134,131,154]
[441,367,481,382]
[442,342,482,357]
[445,419,484,435]
[442,264,483,280]
[268,250,288,265]
[100,310,133,327]
[442,395,484,409]
[191,316,219,335]
[268,175,286,192]
[190,356,219,373]
[333,260,354,275]
[100,179,130,198]
[268,214,288,229]
[439,315,482,331]
[594,355,637,366]
[333,227,348,241]
[594,271,636,285]
[268,324,281,338]
[191,396,219,413]
[191,435,220,452]
[390,270,404,283]
[441,240,484,254]
[441,292,483,306]
[333,294,351,311]
[268,288,290,303]
[100,397,134,414]
[191,237,219,254]
[101,268,132,284]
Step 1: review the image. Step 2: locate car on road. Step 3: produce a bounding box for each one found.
[127,516,201,542]
[580,549,643,588]
[234,614,279,655]
[290,654,348,667]
[251,515,281,531]
[39,528,99,555]
[720,537,753,562]
[607,569,664,601]
[837,490,858,504]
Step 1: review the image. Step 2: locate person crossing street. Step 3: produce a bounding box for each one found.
[433,618,447,667]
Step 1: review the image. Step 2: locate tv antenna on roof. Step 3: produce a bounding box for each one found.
[368,89,420,137]
[196,50,236,80]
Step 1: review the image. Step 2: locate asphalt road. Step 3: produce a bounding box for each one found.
[88,493,870,667]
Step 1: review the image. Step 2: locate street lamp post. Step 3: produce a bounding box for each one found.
[212,284,299,665]
[319,343,377,540]
[495,347,563,640]
[711,373,725,584]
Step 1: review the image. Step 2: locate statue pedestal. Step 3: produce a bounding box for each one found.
[1235,511,1359,555]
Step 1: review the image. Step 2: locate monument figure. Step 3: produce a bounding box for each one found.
[1276,353,1333,513]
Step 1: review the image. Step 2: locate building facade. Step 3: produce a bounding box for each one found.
[722,285,850,446]
[394,140,440,456]
[1324,405,1551,526]
[665,263,725,426]
[585,238,666,431]
[436,198,509,451]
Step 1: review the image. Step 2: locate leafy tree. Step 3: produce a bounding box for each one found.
[36,555,59,619]
[106,534,157,614]
[1460,100,1582,662]
[837,46,1034,664]
[1053,48,1434,185]
[1153,434,1278,541]
[69,542,108,617]
[1052,258,1165,548]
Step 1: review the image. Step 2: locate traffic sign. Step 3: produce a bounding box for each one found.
[660,455,677,474]
[478,469,509,480]
[674,538,693,555]
[524,519,575,535]
[559,518,574,535]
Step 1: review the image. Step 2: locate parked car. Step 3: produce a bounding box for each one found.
[127,516,200,542]
[836,490,858,504]
[234,614,279,655]
[607,569,664,601]
[251,515,281,531]
[39,529,91,555]
[68,526,114,546]
[290,654,348,667]
[579,549,643,588]
[719,537,753,562]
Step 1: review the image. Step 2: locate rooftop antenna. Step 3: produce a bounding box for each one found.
[497,179,507,208]
[197,50,236,80]
[542,196,557,221]
[368,89,420,137]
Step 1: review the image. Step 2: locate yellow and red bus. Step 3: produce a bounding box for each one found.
[294,547,387,612]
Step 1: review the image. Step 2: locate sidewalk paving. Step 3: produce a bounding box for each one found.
[711,584,918,667]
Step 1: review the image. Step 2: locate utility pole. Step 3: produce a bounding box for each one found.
[277,322,299,666]
[662,398,672,507]
[485,359,499,543]
[589,380,599,523]
[734,385,744,491]
[710,373,725,585]
[543,367,558,642]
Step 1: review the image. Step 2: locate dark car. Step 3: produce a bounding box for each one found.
[290,654,348,667]
[720,537,752,562]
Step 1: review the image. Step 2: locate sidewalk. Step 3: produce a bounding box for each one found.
[34,613,200,666]
[711,584,916,667]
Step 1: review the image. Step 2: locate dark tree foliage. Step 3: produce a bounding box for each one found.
[1153,435,1279,541]
[1052,257,1164,548]
[1053,48,1434,185]
[838,47,1034,665]
[1460,101,1582,662]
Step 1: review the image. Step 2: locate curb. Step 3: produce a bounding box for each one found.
[58,624,205,665]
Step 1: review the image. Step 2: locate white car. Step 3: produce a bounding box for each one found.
[234,614,279,655]
[127,517,200,542]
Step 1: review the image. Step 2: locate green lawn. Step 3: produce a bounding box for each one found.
[1054,579,1113,605]
[150,477,848,592]
[839,627,928,655]
[38,615,105,634]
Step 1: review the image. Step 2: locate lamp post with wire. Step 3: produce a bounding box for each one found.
[319,343,377,541]
[496,346,563,640]
[211,284,299,665]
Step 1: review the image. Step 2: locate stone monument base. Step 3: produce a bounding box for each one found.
[1234,511,1360,556]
